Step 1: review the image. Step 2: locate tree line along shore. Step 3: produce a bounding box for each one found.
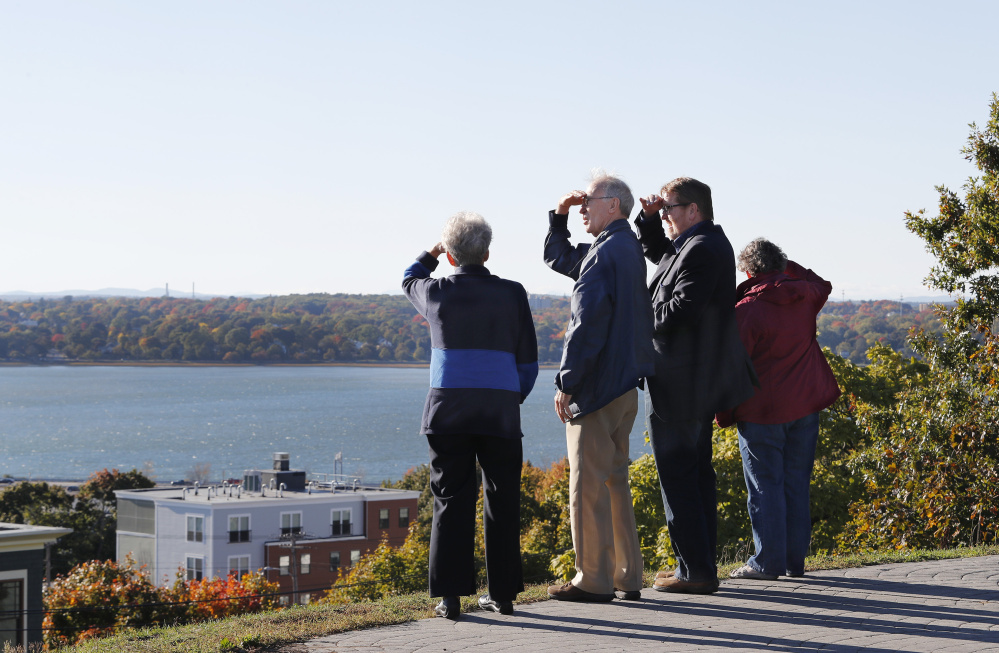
[1,292,941,367]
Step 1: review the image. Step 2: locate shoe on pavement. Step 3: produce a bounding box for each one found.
[434,596,459,620]
[478,594,513,615]
[729,564,778,580]
[786,570,805,578]
[655,568,676,580]
[547,582,614,602]
[614,588,642,600]
[652,575,720,594]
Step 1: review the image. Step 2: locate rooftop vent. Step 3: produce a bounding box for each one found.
[273,452,290,471]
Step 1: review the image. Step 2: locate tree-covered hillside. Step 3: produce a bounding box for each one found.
[817,300,942,363]
[0,293,573,364]
[0,292,942,366]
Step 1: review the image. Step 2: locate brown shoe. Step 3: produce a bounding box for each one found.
[655,569,675,580]
[547,582,614,602]
[652,576,720,594]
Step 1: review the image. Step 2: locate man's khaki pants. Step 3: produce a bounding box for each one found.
[565,388,644,594]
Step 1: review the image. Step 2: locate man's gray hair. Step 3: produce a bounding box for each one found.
[737,238,788,277]
[590,171,635,219]
[441,211,492,266]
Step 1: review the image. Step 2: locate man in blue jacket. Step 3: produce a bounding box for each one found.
[403,211,538,620]
[544,173,655,602]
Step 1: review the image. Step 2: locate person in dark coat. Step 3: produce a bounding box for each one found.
[403,211,539,619]
[636,177,758,594]
[719,238,840,580]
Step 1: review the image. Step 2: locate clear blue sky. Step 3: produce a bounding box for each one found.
[2,1,996,300]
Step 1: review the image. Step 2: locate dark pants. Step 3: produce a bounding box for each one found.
[648,411,718,582]
[427,433,524,601]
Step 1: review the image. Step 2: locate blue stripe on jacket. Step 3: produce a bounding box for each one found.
[431,348,538,395]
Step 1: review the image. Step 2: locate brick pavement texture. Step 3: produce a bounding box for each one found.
[279,556,999,652]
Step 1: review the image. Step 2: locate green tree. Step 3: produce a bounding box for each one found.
[628,453,674,573]
[79,468,156,507]
[225,326,250,347]
[322,531,429,603]
[840,93,999,549]
[0,482,104,575]
[78,468,156,560]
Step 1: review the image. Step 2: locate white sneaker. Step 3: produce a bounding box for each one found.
[729,564,778,580]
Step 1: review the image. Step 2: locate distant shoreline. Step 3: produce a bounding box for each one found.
[0,361,562,370]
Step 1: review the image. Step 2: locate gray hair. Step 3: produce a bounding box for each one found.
[589,171,635,219]
[441,211,492,266]
[738,238,788,276]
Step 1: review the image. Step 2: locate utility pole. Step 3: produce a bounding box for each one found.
[281,529,309,604]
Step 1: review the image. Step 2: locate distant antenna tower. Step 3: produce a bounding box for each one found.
[192,283,195,299]
[166,283,170,297]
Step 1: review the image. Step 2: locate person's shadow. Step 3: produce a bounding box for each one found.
[459,576,999,651]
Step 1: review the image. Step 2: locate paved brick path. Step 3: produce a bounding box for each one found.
[284,556,999,652]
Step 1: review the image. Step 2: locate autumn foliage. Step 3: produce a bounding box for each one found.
[43,556,279,648]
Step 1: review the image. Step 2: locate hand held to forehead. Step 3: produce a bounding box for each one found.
[557,190,586,214]
[640,194,664,215]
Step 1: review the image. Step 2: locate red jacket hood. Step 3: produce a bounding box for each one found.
[736,270,824,309]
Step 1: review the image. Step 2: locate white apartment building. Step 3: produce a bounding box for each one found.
[115,454,419,601]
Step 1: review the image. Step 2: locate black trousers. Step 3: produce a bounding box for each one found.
[647,410,718,582]
[427,433,524,601]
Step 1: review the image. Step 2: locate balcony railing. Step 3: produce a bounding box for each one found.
[228,529,251,543]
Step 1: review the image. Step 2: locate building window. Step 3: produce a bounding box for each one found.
[186,557,204,581]
[329,551,341,571]
[228,515,250,543]
[379,508,389,529]
[228,555,250,580]
[0,578,24,648]
[186,515,204,543]
[279,555,290,576]
[399,507,410,529]
[300,554,311,574]
[331,509,352,536]
[280,512,302,536]
[349,550,360,567]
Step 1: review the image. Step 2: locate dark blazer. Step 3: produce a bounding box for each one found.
[635,213,757,421]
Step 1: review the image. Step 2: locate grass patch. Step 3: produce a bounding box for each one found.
[40,546,999,653]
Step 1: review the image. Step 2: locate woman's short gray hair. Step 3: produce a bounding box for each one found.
[737,238,788,276]
[441,211,492,266]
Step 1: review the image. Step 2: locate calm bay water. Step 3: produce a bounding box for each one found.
[0,366,651,483]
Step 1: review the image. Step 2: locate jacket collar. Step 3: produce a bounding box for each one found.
[593,217,632,245]
[671,219,711,251]
[452,264,490,276]
[652,222,725,289]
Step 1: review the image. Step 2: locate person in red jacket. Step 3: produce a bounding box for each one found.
[718,238,840,580]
